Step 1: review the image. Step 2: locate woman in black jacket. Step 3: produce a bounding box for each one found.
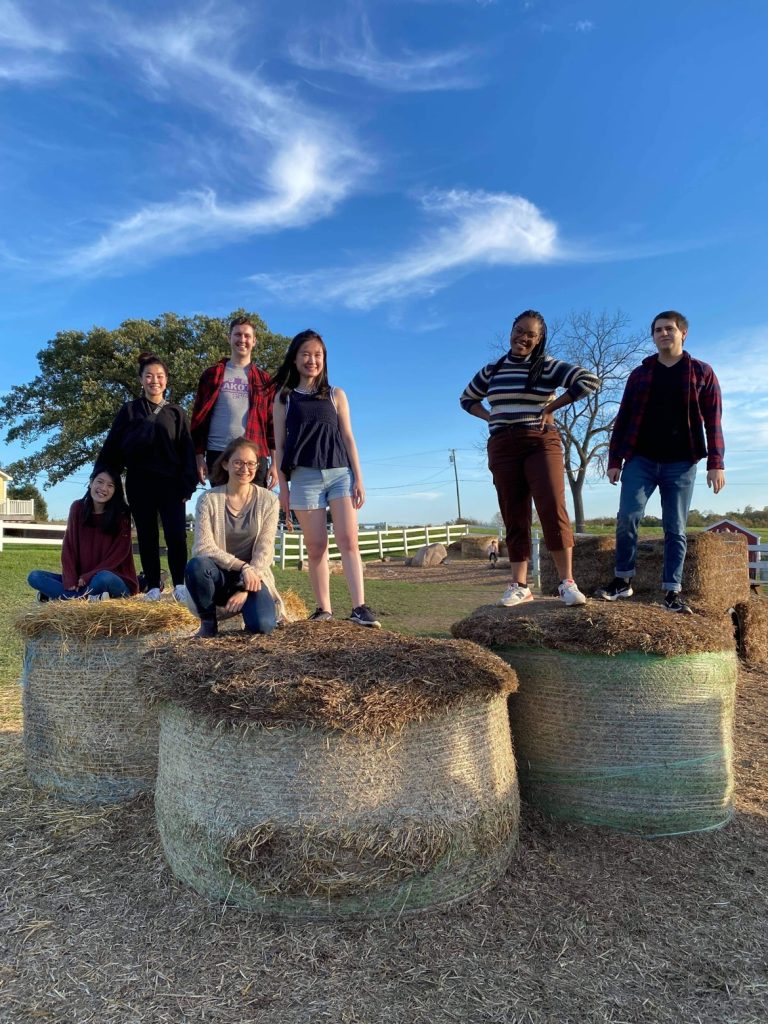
[97,352,197,600]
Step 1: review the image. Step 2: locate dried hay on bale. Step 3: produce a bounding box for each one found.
[278,588,309,622]
[16,599,195,804]
[734,595,768,666]
[452,599,737,836]
[460,534,499,559]
[451,598,735,657]
[540,532,750,616]
[143,623,520,917]
[140,621,518,734]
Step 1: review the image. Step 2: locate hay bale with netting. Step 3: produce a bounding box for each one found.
[460,534,499,559]
[452,600,737,836]
[16,599,196,804]
[540,532,749,615]
[734,595,768,665]
[139,622,520,919]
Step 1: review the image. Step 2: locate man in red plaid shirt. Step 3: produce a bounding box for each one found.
[190,316,276,489]
[596,310,725,614]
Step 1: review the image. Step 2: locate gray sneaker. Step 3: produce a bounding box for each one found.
[349,604,381,628]
[308,608,333,622]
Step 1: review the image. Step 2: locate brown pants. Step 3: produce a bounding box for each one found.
[488,426,574,562]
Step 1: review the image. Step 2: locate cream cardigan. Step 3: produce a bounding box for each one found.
[191,485,286,620]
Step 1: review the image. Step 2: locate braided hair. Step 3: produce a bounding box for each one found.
[511,309,548,389]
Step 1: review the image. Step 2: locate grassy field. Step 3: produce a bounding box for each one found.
[2,544,767,1023]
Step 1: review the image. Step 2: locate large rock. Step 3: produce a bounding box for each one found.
[411,543,448,568]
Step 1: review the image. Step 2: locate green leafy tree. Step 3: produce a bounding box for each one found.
[0,310,291,487]
[8,483,49,522]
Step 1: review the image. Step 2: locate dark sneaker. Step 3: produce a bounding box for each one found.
[34,592,50,603]
[664,592,693,614]
[595,577,634,601]
[308,608,333,622]
[195,618,218,638]
[350,604,381,628]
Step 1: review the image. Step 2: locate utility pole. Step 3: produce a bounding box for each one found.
[449,449,462,521]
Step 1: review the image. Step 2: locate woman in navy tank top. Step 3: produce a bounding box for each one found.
[273,331,380,627]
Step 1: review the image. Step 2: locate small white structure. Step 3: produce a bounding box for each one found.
[0,469,35,521]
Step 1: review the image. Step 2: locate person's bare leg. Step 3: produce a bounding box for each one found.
[550,547,573,581]
[295,509,332,612]
[508,560,529,587]
[329,497,365,608]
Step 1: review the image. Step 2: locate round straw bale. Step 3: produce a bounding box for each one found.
[16,599,196,804]
[734,595,768,665]
[460,534,499,559]
[540,532,750,616]
[141,623,520,917]
[452,600,737,836]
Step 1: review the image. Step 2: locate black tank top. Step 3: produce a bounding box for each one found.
[280,389,350,478]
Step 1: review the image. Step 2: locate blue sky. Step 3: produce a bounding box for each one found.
[1,0,767,524]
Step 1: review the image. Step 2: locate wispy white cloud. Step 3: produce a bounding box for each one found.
[58,6,371,275]
[289,10,480,92]
[716,328,768,447]
[574,20,595,33]
[0,0,69,84]
[252,188,559,309]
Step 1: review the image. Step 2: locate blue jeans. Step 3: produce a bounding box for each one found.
[184,556,277,634]
[28,570,131,600]
[615,457,697,592]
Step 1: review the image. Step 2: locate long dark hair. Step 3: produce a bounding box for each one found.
[272,330,330,403]
[511,309,548,389]
[209,437,261,487]
[82,467,130,535]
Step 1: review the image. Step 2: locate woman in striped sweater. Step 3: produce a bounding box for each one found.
[460,310,600,607]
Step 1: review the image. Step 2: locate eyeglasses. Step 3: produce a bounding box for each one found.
[231,460,258,471]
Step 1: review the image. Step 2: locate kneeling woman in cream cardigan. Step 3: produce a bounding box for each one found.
[186,437,286,638]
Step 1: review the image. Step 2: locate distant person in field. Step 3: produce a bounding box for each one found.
[190,316,276,490]
[488,538,499,566]
[96,352,197,602]
[272,329,380,627]
[185,437,285,638]
[596,310,725,614]
[461,309,600,608]
[27,468,138,601]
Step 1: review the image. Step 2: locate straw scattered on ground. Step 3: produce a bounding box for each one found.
[139,621,518,735]
[1,663,766,1024]
[451,598,736,656]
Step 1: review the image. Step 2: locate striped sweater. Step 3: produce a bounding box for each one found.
[460,353,601,434]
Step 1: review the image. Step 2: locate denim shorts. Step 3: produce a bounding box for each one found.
[290,466,354,510]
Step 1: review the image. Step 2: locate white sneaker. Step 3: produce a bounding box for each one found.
[144,588,162,601]
[497,585,533,607]
[558,580,586,606]
[172,584,188,603]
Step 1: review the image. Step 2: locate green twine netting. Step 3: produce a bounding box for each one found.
[499,647,737,837]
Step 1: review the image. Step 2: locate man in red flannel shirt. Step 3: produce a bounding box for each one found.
[596,310,725,613]
[190,316,276,489]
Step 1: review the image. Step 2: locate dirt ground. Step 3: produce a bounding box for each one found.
[1,567,767,1024]
[365,556,506,586]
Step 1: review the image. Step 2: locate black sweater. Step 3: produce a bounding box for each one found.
[97,398,198,500]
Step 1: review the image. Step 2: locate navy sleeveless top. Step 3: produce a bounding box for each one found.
[280,389,350,478]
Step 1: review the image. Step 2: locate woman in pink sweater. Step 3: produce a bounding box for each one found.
[27,468,138,601]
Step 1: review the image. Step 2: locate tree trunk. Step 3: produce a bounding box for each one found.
[567,475,586,534]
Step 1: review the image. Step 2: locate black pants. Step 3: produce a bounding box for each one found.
[206,450,269,488]
[126,475,188,589]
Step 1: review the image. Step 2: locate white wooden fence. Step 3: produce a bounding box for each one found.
[0,519,476,561]
[274,522,474,569]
